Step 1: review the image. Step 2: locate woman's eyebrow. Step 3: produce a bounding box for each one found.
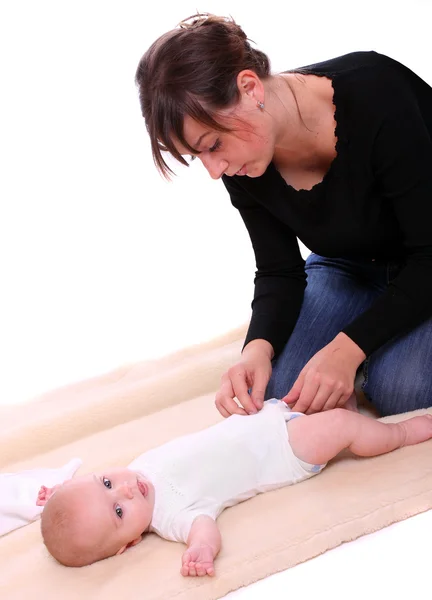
[193,131,211,148]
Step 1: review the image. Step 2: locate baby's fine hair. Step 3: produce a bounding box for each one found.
[41,487,113,567]
[135,13,271,178]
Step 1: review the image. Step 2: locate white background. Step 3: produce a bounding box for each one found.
[1,0,431,408]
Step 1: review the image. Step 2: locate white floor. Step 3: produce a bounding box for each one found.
[224,509,431,599]
[2,0,432,407]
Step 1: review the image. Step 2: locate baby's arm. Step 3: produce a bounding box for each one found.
[181,515,221,577]
[287,408,432,465]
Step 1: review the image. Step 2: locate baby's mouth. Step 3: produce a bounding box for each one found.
[137,479,148,498]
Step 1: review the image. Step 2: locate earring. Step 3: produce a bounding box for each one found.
[257,100,265,110]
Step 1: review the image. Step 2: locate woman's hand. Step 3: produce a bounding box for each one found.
[282,333,366,414]
[215,339,273,418]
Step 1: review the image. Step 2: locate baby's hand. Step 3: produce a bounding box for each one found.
[36,485,49,506]
[36,484,60,506]
[181,543,215,577]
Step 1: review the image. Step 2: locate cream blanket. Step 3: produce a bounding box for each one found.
[1,325,431,600]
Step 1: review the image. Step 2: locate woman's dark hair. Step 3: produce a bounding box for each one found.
[135,13,271,178]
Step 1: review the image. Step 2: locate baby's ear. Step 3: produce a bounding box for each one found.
[115,535,143,555]
[128,535,143,548]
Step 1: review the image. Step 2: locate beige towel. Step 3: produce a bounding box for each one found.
[0,324,431,600]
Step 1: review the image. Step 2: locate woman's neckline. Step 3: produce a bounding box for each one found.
[272,73,343,195]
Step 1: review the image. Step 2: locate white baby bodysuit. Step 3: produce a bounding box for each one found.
[0,458,82,537]
[128,399,324,543]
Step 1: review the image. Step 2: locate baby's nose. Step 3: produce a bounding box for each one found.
[119,481,134,499]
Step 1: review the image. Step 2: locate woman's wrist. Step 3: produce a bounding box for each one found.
[333,332,366,367]
[242,338,274,360]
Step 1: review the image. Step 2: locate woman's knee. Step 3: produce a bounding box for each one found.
[362,351,432,416]
[265,256,382,401]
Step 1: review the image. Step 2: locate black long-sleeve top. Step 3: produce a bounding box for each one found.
[222,51,432,358]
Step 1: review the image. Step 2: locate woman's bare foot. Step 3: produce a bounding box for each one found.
[397,414,432,447]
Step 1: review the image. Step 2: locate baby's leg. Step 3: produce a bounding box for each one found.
[287,408,432,465]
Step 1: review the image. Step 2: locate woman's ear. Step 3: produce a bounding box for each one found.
[236,69,263,101]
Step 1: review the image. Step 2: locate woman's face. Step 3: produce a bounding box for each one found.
[178,94,276,180]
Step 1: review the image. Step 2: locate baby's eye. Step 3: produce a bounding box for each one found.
[102,477,112,489]
[115,505,123,518]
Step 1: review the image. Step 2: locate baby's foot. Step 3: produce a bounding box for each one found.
[398,414,432,447]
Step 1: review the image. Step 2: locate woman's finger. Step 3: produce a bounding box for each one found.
[230,369,258,415]
[306,383,334,414]
[250,370,270,410]
[282,369,305,406]
[321,389,344,412]
[290,375,320,414]
[215,377,247,417]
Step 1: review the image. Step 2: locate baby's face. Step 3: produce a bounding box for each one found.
[62,467,154,556]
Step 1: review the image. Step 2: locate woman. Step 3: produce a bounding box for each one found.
[135,13,432,418]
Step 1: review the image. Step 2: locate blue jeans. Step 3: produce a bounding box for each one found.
[265,253,432,416]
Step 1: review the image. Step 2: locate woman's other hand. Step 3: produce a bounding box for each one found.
[215,339,273,417]
[282,333,366,414]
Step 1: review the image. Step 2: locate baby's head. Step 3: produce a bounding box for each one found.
[41,467,154,567]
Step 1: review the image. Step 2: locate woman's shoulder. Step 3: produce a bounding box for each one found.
[293,50,403,79]
[306,51,429,94]
[294,51,428,103]
[298,51,431,126]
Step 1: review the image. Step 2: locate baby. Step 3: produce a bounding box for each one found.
[37,400,432,576]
